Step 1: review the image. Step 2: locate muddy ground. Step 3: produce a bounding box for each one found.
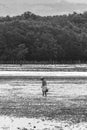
[0,64,87,129]
[0,77,87,124]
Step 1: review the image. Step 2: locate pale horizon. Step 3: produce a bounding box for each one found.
[0,0,87,16]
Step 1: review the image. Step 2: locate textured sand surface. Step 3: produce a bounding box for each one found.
[0,116,87,130]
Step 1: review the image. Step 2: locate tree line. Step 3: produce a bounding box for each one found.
[0,11,87,63]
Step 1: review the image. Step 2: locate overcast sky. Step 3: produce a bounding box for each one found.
[1,0,87,4]
[0,0,87,16]
[67,0,87,3]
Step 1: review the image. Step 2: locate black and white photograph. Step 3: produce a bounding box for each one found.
[0,0,87,130]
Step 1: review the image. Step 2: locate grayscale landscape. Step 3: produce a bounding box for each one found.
[1,0,87,129]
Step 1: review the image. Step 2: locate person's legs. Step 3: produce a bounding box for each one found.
[42,91,45,96]
[42,90,47,97]
[45,91,47,97]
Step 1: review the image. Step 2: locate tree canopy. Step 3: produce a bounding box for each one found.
[0,11,87,63]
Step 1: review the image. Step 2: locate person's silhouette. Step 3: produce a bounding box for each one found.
[41,77,48,97]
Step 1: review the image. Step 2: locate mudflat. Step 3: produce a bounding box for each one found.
[0,64,87,129]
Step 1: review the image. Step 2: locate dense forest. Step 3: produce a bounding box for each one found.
[0,11,87,63]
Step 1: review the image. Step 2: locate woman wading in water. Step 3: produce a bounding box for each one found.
[41,77,48,97]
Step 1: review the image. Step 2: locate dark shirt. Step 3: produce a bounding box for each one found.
[42,80,47,86]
